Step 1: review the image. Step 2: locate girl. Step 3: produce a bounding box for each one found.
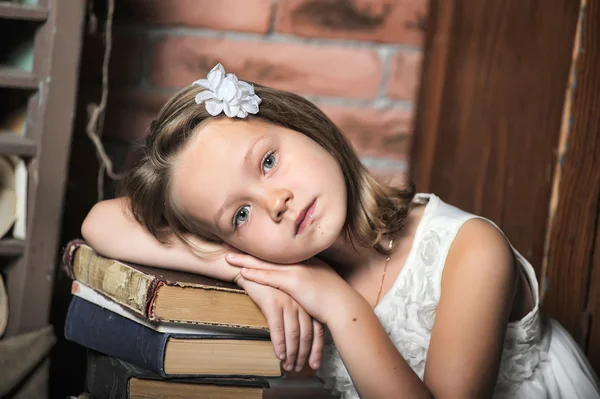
[82,64,600,398]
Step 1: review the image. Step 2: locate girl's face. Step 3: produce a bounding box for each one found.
[171,118,348,263]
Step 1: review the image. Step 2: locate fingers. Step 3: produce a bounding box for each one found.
[265,306,287,363]
[294,310,314,372]
[225,253,281,270]
[240,268,285,291]
[308,319,324,370]
[283,307,300,372]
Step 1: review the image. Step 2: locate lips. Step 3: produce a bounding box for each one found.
[295,200,317,235]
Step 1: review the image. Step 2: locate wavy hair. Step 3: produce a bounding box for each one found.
[120,83,415,255]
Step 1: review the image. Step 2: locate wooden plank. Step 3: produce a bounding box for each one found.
[543,0,600,352]
[587,202,600,373]
[5,0,86,336]
[0,132,36,156]
[0,67,38,90]
[410,0,580,276]
[0,3,48,21]
[0,238,25,256]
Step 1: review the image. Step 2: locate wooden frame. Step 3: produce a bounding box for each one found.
[0,0,85,337]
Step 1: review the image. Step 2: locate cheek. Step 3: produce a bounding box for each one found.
[228,220,285,257]
[232,231,316,264]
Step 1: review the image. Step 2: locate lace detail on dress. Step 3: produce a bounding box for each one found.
[495,297,547,394]
[317,329,358,398]
[317,226,453,398]
[378,227,453,377]
[316,196,547,398]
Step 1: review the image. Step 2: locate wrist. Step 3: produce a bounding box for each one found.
[323,284,366,325]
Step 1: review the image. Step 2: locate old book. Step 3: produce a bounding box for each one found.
[62,239,267,329]
[65,296,281,378]
[71,280,264,336]
[85,350,268,399]
[85,350,334,399]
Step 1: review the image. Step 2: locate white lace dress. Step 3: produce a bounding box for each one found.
[316,193,600,398]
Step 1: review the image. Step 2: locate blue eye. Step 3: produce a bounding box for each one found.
[233,205,250,228]
[262,151,277,173]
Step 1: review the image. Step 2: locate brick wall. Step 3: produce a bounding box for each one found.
[79,0,427,187]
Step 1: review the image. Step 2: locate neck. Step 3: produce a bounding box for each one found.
[319,233,389,273]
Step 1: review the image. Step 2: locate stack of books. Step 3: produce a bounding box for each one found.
[62,239,332,398]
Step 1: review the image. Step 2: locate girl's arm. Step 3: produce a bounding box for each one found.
[81,197,325,372]
[81,196,240,281]
[233,218,516,398]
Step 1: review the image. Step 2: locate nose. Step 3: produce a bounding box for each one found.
[263,188,293,222]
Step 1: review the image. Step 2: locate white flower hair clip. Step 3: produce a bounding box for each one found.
[192,63,261,118]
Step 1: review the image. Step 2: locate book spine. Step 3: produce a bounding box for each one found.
[70,243,157,318]
[65,296,170,378]
[86,350,134,399]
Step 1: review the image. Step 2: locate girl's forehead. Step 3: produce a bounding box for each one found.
[171,120,270,223]
[194,117,273,141]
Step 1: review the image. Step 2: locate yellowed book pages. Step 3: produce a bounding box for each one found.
[164,338,280,377]
[129,378,264,399]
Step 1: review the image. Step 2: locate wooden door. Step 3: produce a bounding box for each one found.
[411,0,600,373]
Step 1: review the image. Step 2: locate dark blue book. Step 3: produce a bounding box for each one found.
[64,296,282,379]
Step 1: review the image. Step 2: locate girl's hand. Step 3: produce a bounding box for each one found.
[235,275,324,372]
[226,254,353,324]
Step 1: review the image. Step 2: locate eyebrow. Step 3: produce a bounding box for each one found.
[214,135,268,230]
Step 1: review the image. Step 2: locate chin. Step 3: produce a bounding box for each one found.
[254,241,327,265]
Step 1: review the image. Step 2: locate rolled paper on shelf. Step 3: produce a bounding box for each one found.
[0,156,17,239]
[0,275,7,338]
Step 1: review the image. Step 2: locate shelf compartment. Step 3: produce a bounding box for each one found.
[0,66,37,89]
[0,238,25,256]
[0,3,48,21]
[0,133,36,156]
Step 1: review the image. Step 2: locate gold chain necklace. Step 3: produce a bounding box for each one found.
[374,236,394,307]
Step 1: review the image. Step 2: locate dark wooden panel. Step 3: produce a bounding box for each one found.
[543,0,600,352]
[587,205,600,372]
[410,0,580,275]
[0,132,36,156]
[0,2,48,21]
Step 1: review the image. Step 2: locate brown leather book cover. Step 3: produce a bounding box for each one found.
[62,239,267,329]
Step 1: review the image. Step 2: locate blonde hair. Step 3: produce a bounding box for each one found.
[120,83,415,254]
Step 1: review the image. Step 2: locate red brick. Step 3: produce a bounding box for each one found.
[275,0,427,45]
[79,29,145,86]
[151,36,383,99]
[387,51,423,100]
[320,105,413,160]
[117,0,272,34]
[102,90,173,142]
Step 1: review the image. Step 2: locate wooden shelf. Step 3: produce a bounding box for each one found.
[0,3,48,21]
[0,67,38,89]
[0,133,36,156]
[0,238,25,256]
